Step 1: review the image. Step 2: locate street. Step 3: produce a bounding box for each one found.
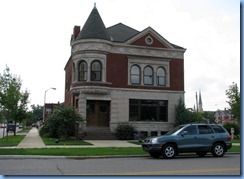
[0,154,240,175]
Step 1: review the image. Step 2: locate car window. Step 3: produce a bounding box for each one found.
[165,125,185,135]
[198,125,214,134]
[211,125,226,133]
[182,125,197,135]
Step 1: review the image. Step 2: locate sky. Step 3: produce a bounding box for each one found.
[0,0,240,111]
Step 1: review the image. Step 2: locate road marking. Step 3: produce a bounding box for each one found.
[80,167,240,175]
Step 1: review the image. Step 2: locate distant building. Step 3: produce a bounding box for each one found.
[214,109,237,124]
[44,103,61,119]
[64,5,186,137]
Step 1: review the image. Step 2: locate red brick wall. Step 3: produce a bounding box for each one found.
[64,53,184,105]
[106,53,184,91]
[64,58,73,106]
[106,53,128,87]
[170,58,184,91]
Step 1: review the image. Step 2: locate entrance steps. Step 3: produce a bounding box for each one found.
[84,127,116,140]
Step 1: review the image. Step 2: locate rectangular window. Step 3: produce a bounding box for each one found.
[129,99,168,122]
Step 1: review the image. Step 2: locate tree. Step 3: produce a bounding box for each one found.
[175,97,190,125]
[0,66,29,135]
[40,106,83,140]
[225,82,240,124]
[28,104,43,126]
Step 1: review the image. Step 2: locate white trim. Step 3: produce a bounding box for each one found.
[72,40,186,59]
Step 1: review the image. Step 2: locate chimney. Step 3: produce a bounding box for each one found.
[73,26,80,40]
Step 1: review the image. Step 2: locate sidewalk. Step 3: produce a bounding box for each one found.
[14,127,140,149]
[17,127,45,148]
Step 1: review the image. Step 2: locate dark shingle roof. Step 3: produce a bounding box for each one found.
[76,6,111,41]
[107,23,139,42]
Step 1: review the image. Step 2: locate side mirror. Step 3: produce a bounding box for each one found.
[181,131,187,136]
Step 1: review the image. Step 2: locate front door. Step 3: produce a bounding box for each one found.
[86,100,110,127]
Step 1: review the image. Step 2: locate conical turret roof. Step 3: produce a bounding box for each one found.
[76,5,111,41]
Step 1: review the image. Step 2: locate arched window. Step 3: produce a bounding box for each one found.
[144,66,153,85]
[91,61,102,81]
[157,67,166,86]
[78,61,87,81]
[130,65,140,84]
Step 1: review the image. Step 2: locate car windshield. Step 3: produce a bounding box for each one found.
[165,125,185,135]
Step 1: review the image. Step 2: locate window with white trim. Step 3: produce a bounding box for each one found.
[91,61,102,81]
[144,66,153,85]
[130,65,141,84]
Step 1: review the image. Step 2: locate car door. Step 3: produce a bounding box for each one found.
[177,125,198,152]
[196,125,215,151]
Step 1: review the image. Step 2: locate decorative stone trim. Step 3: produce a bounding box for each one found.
[72,40,185,59]
[71,86,111,95]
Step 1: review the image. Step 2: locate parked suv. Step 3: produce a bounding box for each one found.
[142,123,232,159]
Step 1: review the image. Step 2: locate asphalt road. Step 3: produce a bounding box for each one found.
[0,154,240,176]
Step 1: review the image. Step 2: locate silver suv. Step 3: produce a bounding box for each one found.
[142,123,232,159]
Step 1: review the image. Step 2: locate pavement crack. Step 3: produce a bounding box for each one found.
[56,165,65,175]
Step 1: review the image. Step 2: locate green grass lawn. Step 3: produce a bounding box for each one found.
[0,146,239,156]
[17,127,31,133]
[0,135,25,147]
[0,147,147,156]
[231,139,240,143]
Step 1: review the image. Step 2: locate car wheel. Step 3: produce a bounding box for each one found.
[149,152,161,158]
[211,143,225,157]
[196,152,207,157]
[162,144,176,159]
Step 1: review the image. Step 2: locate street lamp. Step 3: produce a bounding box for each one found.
[43,87,56,123]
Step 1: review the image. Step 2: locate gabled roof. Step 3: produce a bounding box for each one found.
[126,27,185,50]
[76,5,111,41]
[107,23,139,42]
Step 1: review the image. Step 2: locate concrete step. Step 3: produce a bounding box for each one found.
[84,127,116,140]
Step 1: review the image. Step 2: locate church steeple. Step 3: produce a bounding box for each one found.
[199,90,203,112]
[195,90,203,112]
[76,4,111,41]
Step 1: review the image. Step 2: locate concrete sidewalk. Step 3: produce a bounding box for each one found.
[14,127,140,149]
[17,127,45,148]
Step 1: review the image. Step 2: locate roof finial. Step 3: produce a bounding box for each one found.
[94,2,96,9]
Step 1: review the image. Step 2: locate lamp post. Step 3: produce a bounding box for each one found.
[43,87,56,123]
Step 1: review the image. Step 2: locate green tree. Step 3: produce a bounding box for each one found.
[225,82,240,124]
[188,111,203,123]
[20,105,43,127]
[175,97,190,125]
[40,106,82,140]
[0,66,29,135]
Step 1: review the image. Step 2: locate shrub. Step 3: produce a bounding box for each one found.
[223,122,240,136]
[39,106,83,139]
[115,123,136,140]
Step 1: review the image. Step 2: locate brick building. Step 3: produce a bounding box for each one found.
[64,5,186,137]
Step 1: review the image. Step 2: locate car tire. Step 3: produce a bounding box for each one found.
[149,152,161,158]
[211,143,225,157]
[196,152,207,157]
[162,144,176,159]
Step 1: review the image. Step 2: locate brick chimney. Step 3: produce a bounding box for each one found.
[73,26,80,40]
